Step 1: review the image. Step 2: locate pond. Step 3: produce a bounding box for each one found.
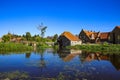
[0,49,120,80]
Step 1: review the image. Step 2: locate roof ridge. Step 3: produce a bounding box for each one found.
[116,26,120,29]
[61,31,80,41]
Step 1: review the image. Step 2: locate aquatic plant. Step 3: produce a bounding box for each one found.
[0,71,30,80]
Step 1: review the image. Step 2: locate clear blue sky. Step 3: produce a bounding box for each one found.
[0,0,120,37]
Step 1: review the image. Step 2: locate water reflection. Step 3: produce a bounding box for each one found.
[29,49,47,71]
[57,49,120,80]
[82,51,120,71]
[110,54,120,70]
[25,52,31,58]
[57,49,82,62]
[39,50,46,70]
[57,49,109,62]
[57,49,120,71]
[81,52,109,62]
[0,49,120,80]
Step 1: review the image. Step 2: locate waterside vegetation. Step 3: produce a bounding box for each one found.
[0,23,59,53]
[0,42,33,52]
[67,43,120,53]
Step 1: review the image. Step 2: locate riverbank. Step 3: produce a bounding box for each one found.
[0,42,57,53]
[0,42,33,52]
[67,44,120,53]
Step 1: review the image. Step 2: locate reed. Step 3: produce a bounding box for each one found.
[0,42,33,52]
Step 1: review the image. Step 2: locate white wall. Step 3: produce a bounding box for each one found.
[70,41,82,46]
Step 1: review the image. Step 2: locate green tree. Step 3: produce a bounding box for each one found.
[26,32,31,41]
[35,36,41,42]
[2,34,10,42]
[52,34,58,42]
[22,34,26,38]
[32,34,40,41]
[21,34,26,41]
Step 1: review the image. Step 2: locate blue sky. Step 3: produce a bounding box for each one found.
[0,0,120,37]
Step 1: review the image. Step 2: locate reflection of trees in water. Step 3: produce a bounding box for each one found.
[26,49,47,71]
[39,52,46,70]
[25,52,31,58]
[36,49,45,54]
[37,49,46,72]
[46,48,57,56]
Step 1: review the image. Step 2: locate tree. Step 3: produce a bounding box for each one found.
[35,36,41,42]
[52,34,58,42]
[2,32,13,42]
[37,23,47,38]
[2,34,10,42]
[26,32,31,41]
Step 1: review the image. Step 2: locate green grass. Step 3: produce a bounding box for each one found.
[0,42,57,53]
[0,42,33,53]
[67,44,120,53]
[36,42,52,49]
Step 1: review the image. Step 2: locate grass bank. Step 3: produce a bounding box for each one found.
[0,42,33,53]
[67,44,120,53]
[36,42,52,50]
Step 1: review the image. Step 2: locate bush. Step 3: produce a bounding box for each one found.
[37,42,51,49]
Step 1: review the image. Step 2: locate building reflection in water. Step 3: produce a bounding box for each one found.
[58,49,120,71]
[57,49,82,62]
[80,51,120,71]
[109,54,120,70]
[81,52,109,62]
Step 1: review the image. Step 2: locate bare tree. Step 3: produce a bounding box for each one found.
[37,23,47,38]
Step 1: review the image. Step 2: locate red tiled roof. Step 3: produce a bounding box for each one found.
[83,30,94,37]
[61,31,80,41]
[83,30,99,39]
[83,30,110,40]
[116,26,120,29]
[100,32,110,39]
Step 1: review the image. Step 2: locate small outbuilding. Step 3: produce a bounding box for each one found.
[57,31,82,48]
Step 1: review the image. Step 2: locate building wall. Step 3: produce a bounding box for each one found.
[71,41,82,46]
[58,36,81,48]
[79,30,90,43]
[79,30,111,44]
[110,27,120,44]
[58,36,71,47]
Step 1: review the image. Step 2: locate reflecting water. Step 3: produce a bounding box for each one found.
[0,49,120,80]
